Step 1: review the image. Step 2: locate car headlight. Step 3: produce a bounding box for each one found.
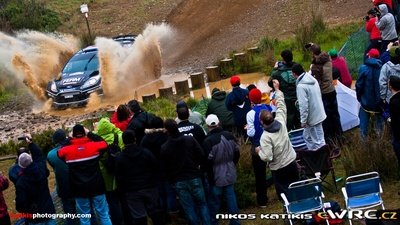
[50,81,58,92]
[81,75,101,90]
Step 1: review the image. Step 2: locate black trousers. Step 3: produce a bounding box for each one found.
[321,91,343,144]
[271,161,299,200]
[285,99,301,131]
[251,150,268,206]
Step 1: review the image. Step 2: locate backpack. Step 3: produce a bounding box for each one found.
[104,134,121,173]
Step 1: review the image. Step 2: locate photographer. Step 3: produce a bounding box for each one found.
[365,9,382,55]
[375,4,398,53]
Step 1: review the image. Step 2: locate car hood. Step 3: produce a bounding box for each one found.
[56,70,98,88]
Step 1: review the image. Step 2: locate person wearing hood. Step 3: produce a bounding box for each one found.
[206,88,235,132]
[380,46,400,103]
[292,64,327,150]
[94,118,124,225]
[47,129,78,225]
[309,44,342,144]
[15,135,56,225]
[256,80,298,199]
[375,4,398,53]
[356,49,384,138]
[115,130,164,225]
[269,49,300,130]
[225,75,252,139]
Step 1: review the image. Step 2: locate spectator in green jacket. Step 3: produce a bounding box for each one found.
[206,88,235,132]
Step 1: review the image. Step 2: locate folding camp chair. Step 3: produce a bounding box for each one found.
[296,145,338,192]
[342,172,385,225]
[288,128,308,151]
[281,178,329,225]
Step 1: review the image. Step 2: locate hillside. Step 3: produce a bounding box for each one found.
[47,0,371,74]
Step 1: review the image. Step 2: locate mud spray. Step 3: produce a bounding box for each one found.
[0,23,175,115]
[0,31,79,104]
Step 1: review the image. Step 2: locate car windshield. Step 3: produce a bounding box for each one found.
[62,52,99,74]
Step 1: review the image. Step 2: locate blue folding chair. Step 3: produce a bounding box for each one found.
[341,172,385,225]
[281,178,329,225]
[288,128,308,151]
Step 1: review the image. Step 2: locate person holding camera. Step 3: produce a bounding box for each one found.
[375,4,398,53]
[365,9,382,55]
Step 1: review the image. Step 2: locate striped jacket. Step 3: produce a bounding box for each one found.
[58,134,107,198]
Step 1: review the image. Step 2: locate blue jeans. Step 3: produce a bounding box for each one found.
[76,194,112,225]
[359,107,383,139]
[208,185,240,225]
[159,181,178,213]
[174,177,211,225]
[28,219,56,225]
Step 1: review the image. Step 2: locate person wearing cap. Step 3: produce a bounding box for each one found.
[115,130,164,225]
[269,49,301,131]
[175,100,206,127]
[356,48,384,138]
[206,88,235,132]
[292,64,327,150]
[0,172,10,225]
[161,119,211,225]
[15,135,56,225]
[365,9,382,55]
[246,88,272,207]
[202,114,240,225]
[47,129,78,225]
[225,75,251,139]
[256,79,299,199]
[375,4,398,53]
[126,99,155,145]
[380,45,400,104]
[329,49,352,88]
[309,43,343,144]
[58,124,112,225]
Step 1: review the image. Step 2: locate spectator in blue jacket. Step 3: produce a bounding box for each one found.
[356,48,384,138]
[225,75,251,140]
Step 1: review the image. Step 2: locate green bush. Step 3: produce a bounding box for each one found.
[142,98,176,119]
[0,0,61,31]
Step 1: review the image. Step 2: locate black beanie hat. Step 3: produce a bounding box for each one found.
[72,124,86,138]
[53,129,66,144]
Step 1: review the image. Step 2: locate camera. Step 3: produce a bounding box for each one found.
[393,41,399,46]
[17,136,27,141]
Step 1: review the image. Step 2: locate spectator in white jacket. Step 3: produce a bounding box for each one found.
[256,79,298,199]
[292,64,327,150]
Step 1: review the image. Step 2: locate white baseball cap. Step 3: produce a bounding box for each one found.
[206,114,220,127]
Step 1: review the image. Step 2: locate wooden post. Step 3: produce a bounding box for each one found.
[220,58,233,78]
[206,66,220,82]
[190,72,205,90]
[158,87,173,98]
[174,80,190,96]
[234,52,248,73]
[142,93,156,103]
[247,46,259,56]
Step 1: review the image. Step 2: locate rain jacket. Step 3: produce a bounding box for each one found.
[0,175,9,219]
[16,143,55,223]
[311,52,335,94]
[356,58,383,112]
[258,90,297,170]
[58,133,107,198]
[94,117,124,192]
[296,72,327,126]
[206,90,235,128]
[225,86,251,128]
[379,61,400,102]
[376,4,397,41]
[332,56,353,88]
[366,17,382,40]
[270,63,297,101]
[202,127,240,187]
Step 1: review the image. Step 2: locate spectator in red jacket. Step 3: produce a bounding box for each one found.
[111,104,131,131]
[0,173,10,225]
[58,124,111,225]
[329,49,353,88]
[365,9,382,54]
